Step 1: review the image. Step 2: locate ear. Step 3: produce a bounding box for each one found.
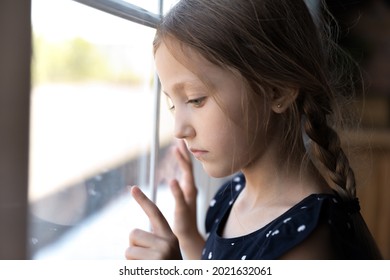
[271,87,299,114]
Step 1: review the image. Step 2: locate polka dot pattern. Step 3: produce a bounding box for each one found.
[202,173,364,260]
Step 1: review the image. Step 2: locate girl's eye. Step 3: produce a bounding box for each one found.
[187,97,206,108]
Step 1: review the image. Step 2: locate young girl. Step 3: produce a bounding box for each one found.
[125,0,382,260]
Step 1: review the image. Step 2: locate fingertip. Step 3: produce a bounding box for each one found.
[173,146,187,164]
[169,178,178,186]
[169,179,185,201]
[173,145,181,157]
[174,139,186,153]
[169,179,179,191]
[129,185,143,197]
[177,139,187,149]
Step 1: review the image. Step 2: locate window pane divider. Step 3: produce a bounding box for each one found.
[149,0,163,204]
[73,0,161,28]
[149,74,161,204]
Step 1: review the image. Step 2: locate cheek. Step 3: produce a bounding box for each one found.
[198,115,255,177]
[211,119,250,159]
[202,101,249,150]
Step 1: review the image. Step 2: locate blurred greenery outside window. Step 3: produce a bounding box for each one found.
[28,0,174,259]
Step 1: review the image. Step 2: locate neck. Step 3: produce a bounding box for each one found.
[240,145,329,209]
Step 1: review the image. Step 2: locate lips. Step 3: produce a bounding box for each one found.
[189,148,208,158]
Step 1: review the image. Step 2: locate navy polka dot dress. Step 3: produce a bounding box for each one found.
[201,173,377,260]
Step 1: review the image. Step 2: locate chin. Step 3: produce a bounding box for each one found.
[201,162,238,179]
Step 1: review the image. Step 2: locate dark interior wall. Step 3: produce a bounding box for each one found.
[326,0,390,258]
[0,0,31,259]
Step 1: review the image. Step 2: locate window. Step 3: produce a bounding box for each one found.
[0,0,221,260]
[29,0,169,259]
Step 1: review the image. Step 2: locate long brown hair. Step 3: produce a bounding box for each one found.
[154,0,382,259]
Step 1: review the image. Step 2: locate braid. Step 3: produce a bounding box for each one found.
[302,94,356,200]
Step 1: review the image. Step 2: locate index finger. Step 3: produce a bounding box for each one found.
[176,139,191,162]
[130,186,172,237]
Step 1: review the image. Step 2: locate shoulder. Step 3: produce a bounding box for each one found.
[259,193,364,259]
[278,221,335,259]
[277,194,380,259]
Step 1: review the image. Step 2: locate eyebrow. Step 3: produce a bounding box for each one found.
[162,80,206,97]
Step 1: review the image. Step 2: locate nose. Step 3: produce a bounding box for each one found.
[173,112,195,139]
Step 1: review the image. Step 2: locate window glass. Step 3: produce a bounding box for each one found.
[123,0,160,14]
[29,0,156,259]
[163,0,180,13]
[123,0,179,14]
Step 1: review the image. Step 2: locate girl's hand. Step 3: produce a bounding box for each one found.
[170,140,205,259]
[170,140,198,238]
[125,186,182,260]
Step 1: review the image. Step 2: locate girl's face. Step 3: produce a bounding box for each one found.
[155,42,271,178]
